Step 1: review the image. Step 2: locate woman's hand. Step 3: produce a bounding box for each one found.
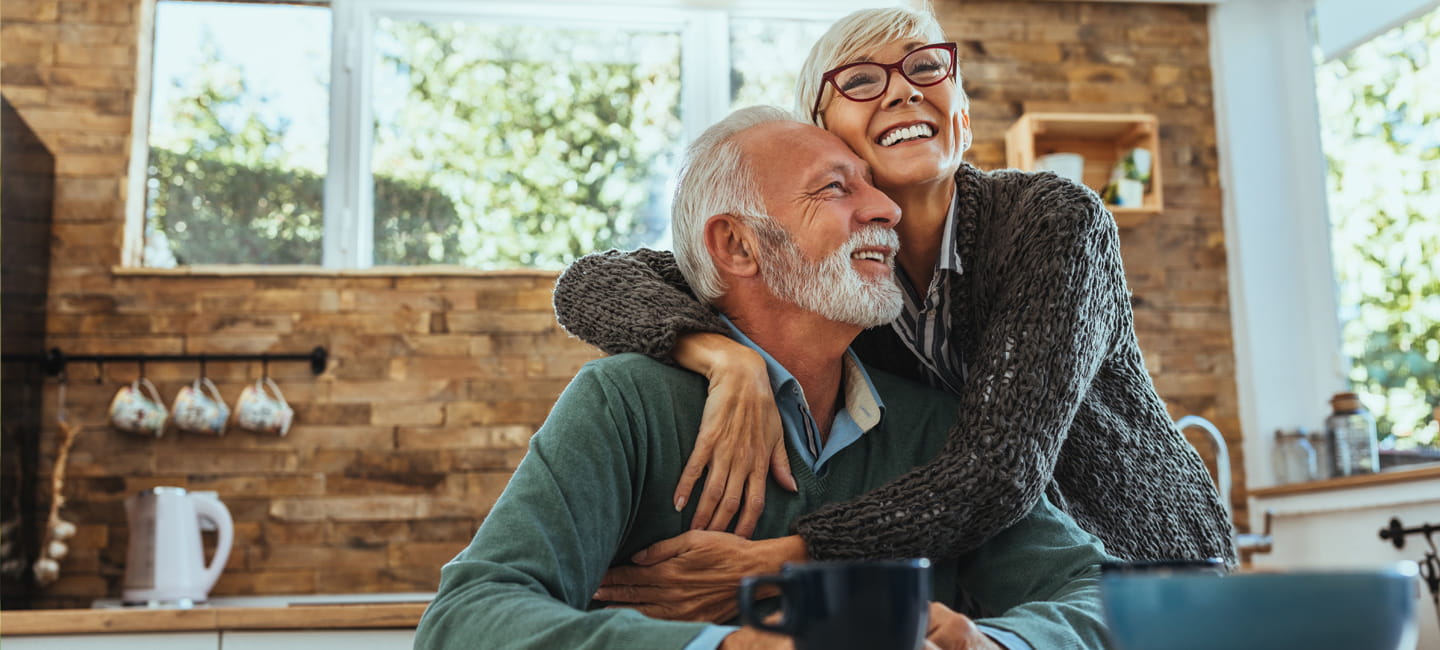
[672,333,797,537]
[924,602,1002,650]
[595,532,807,623]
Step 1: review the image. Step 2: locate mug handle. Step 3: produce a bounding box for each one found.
[199,377,226,406]
[738,574,797,635]
[260,377,288,408]
[138,377,167,415]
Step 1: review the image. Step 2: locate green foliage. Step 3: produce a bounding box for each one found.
[148,147,462,265]
[1315,7,1440,444]
[369,20,681,269]
[147,146,323,264]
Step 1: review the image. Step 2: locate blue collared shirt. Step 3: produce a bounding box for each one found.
[721,316,883,474]
[685,318,1030,650]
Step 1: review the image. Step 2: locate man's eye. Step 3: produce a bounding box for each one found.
[822,181,845,192]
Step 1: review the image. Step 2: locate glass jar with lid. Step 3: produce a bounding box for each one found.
[1326,392,1379,476]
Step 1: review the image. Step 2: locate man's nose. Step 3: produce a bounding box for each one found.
[856,183,901,226]
[882,69,922,109]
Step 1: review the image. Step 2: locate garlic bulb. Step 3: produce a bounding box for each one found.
[51,519,77,541]
[33,557,59,586]
[48,540,69,560]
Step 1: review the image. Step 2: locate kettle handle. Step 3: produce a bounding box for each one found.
[190,493,234,597]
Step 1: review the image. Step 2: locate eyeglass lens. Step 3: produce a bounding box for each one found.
[833,47,953,101]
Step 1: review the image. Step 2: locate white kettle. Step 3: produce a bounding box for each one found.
[123,487,234,606]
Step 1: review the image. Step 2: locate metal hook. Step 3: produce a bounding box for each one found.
[138,358,146,378]
[261,355,270,380]
[95,356,105,384]
[199,354,208,379]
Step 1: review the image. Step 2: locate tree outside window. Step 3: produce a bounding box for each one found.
[1314,6,1440,457]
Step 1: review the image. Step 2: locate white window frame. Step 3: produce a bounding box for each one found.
[129,0,887,269]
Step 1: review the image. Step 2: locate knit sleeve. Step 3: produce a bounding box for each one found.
[793,178,1125,561]
[552,248,729,360]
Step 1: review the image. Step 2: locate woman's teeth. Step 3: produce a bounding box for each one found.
[879,124,935,147]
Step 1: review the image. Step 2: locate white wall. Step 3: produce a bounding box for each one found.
[1209,0,1347,514]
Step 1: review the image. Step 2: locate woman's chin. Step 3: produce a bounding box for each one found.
[875,165,959,193]
[871,147,961,190]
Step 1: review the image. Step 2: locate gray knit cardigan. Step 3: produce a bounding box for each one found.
[552,163,1236,565]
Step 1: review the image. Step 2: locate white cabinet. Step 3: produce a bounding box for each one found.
[1,632,218,650]
[1250,473,1440,649]
[221,629,415,650]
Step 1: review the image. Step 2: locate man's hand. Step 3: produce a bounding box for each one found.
[719,626,793,650]
[924,602,1002,650]
[595,531,807,623]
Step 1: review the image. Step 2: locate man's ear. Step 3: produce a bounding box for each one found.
[703,214,760,279]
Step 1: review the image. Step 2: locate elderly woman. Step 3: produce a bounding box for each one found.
[554,2,1234,631]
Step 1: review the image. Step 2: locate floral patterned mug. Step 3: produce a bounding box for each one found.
[234,377,293,436]
[172,377,230,436]
[110,378,168,437]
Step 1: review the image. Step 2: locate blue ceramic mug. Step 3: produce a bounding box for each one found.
[738,559,931,650]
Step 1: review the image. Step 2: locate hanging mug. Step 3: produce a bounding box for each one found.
[172,377,230,436]
[110,378,168,438]
[234,378,293,436]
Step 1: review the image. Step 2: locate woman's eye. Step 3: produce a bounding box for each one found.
[839,74,880,93]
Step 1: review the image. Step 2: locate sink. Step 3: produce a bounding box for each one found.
[92,592,434,609]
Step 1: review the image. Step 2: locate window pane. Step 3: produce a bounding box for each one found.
[729,18,832,113]
[1314,6,1440,456]
[371,18,682,269]
[143,1,330,266]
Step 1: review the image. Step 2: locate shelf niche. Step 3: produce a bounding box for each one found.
[1004,112,1163,225]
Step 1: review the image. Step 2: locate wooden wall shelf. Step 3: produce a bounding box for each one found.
[1005,112,1164,222]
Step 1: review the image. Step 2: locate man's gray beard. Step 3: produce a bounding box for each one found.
[750,221,904,328]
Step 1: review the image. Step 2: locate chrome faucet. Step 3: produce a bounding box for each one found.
[1175,415,1272,556]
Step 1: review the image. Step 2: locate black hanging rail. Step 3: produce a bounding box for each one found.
[1379,517,1440,550]
[13,346,329,377]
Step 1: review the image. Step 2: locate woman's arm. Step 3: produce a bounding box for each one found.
[554,249,795,534]
[553,248,729,358]
[793,179,1125,561]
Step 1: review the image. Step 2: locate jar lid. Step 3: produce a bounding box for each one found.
[1330,392,1363,413]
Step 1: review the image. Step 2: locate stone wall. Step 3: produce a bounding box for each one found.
[0,0,1241,607]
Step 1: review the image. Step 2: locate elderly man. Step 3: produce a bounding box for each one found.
[414,107,1113,650]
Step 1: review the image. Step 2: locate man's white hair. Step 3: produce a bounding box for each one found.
[671,105,801,303]
[794,5,967,128]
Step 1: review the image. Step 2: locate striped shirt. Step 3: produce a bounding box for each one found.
[892,191,966,394]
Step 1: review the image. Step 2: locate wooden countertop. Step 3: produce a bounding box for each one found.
[1248,463,1440,498]
[0,602,429,636]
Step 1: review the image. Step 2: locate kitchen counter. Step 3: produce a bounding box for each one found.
[1248,463,1440,498]
[0,602,428,636]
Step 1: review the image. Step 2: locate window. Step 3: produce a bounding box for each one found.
[1313,5,1440,458]
[142,1,331,266]
[136,0,842,270]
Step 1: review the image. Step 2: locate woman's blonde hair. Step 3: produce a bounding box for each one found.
[794,5,968,127]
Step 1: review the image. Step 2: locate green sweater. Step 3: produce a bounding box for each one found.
[415,353,1113,649]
